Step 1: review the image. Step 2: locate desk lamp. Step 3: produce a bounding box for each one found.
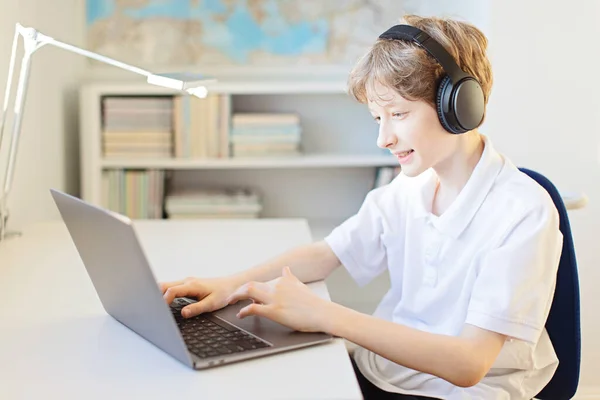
[0,23,215,242]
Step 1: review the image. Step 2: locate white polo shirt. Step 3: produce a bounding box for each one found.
[325,134,562,399]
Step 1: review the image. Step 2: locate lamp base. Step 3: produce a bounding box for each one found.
[0,230,22,242]
[0,211,21,242]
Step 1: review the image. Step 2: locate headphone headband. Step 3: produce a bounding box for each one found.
[379,25,467,84]
[377,24,485,134]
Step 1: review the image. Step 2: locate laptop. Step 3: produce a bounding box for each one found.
[49,189,333,370]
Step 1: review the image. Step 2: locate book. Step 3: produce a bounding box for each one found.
[101,169,165,219]
[165,187,262,219]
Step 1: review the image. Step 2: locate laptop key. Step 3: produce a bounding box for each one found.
[226,344,246,353]
[235,341,259,350]
[209,318,240,332]
[249,339,268,347]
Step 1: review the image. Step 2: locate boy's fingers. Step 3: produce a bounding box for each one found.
[227,282,271,305]
[237,303,272,319]
[182,297,215,318]
[163,285,194,305]
[282,266,300,283]
[159,280,184,293]
[280,267,304,288]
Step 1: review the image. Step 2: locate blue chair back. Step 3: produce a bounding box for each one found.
[519,168,581,400]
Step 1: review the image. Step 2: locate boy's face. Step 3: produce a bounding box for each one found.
[367,82,457,178]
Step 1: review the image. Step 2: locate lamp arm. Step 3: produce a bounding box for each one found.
[0,24,39,240]
[0,23,153,240]
[0,23,212,241]
[36,29,153,77]
[0,27,20,153]
[0,22,156,157]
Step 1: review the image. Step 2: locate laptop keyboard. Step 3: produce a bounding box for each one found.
[170,302,270,359]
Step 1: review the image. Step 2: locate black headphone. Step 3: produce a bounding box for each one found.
[379,24,485,134]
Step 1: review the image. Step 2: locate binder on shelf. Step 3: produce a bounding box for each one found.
[165,187,262,219]
[101,169,165,219]
[173,93,231,159]
[230,112,302,157]
[101,95,174,159]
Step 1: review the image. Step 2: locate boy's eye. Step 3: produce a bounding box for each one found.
[372,112,405,123]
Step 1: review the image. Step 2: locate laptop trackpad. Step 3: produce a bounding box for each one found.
[211,300,331,346]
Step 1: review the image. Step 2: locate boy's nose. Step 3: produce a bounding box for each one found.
[377,124,397,149]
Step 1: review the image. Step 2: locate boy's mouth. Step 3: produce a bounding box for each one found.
[394,149,414,157]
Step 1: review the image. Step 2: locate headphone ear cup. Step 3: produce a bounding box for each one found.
[436,75,459,134]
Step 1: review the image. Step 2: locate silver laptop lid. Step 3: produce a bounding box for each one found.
[49,189,192,367]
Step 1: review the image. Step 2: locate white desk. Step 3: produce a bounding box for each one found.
[0,219,363,400]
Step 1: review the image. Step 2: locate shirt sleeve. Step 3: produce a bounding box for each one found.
[324,189,388,287]
[465,202,563,343]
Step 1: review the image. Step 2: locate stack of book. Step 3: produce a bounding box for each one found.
[102,96,173,158]
[373,166,402,188]
[173,93,231,158]
[101,169,165,219]
[165,187,262,219]
[230,113,301,157]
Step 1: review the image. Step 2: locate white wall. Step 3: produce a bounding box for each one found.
[1,0,598,396]
[0,0,85,231]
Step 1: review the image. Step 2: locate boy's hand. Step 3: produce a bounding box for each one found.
[225,266,333,333]
[160,276,241,318]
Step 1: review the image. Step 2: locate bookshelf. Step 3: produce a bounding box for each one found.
[100,154,398,169]
[79,80,400,239]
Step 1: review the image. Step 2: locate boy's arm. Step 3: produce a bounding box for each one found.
[228,269,505,388]
[325,304,506,388]
[230,240,341,286]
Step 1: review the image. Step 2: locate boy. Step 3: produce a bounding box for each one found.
[161,15,562,400]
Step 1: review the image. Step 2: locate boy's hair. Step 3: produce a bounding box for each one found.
[348,15,493,109]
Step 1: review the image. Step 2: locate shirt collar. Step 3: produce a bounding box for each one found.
[412,134,505,239]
